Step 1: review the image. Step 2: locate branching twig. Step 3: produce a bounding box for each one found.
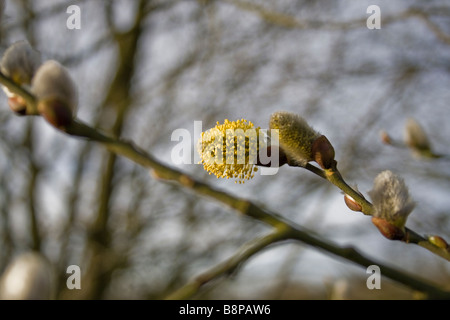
[302,162,450,261]
[168,222,450,299]
[65,120,450,298]
[1,71,449,298]
[166,226,292,300]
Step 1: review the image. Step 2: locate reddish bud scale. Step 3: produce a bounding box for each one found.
[311,135,335,169]
[8,96,27,115]
[38,98,73,129]
[344,194,362,212]
[372,217,405,240]
[380,131,392,145]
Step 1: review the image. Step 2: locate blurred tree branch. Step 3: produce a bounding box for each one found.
[223,0,450,45]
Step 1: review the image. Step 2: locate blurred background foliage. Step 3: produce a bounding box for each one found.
[0,0,449,299]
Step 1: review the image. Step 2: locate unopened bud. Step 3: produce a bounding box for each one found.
[344,193,362,212]
[0,252,54,300]
[380,130,392,145]
[0,40,41,114]
[403,118,433,157]
[31,60,77,129]
[1,41,41,85]
[269,111,321,167]
[428,235,449,249]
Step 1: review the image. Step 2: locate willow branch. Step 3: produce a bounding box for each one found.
[302,162,450,261]
[168,221,450,299]
[1,72,449,298]
[63,121,450,298]
[166,226,292,300]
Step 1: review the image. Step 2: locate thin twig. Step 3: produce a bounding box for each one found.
[1,71,449,297]
[303,162,450,261]
[64,120,450,298]
[166,226,292,300]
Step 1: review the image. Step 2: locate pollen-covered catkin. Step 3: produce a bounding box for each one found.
[198,119,264,183]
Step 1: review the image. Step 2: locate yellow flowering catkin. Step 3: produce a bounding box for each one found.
[198,119,264,183]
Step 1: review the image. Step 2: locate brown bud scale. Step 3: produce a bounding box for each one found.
[311,135,335,169]
[38,98,73,129]
[344,194,362,212]
[372,217,405,241]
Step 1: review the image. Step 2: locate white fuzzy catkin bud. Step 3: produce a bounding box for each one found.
[403,118,435,158]
[31,60,78,127]
[368,170,415,230]
[0,40,41,114]
[32,60,77,111]
[0,252,54,300]
[0,40,41,87]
